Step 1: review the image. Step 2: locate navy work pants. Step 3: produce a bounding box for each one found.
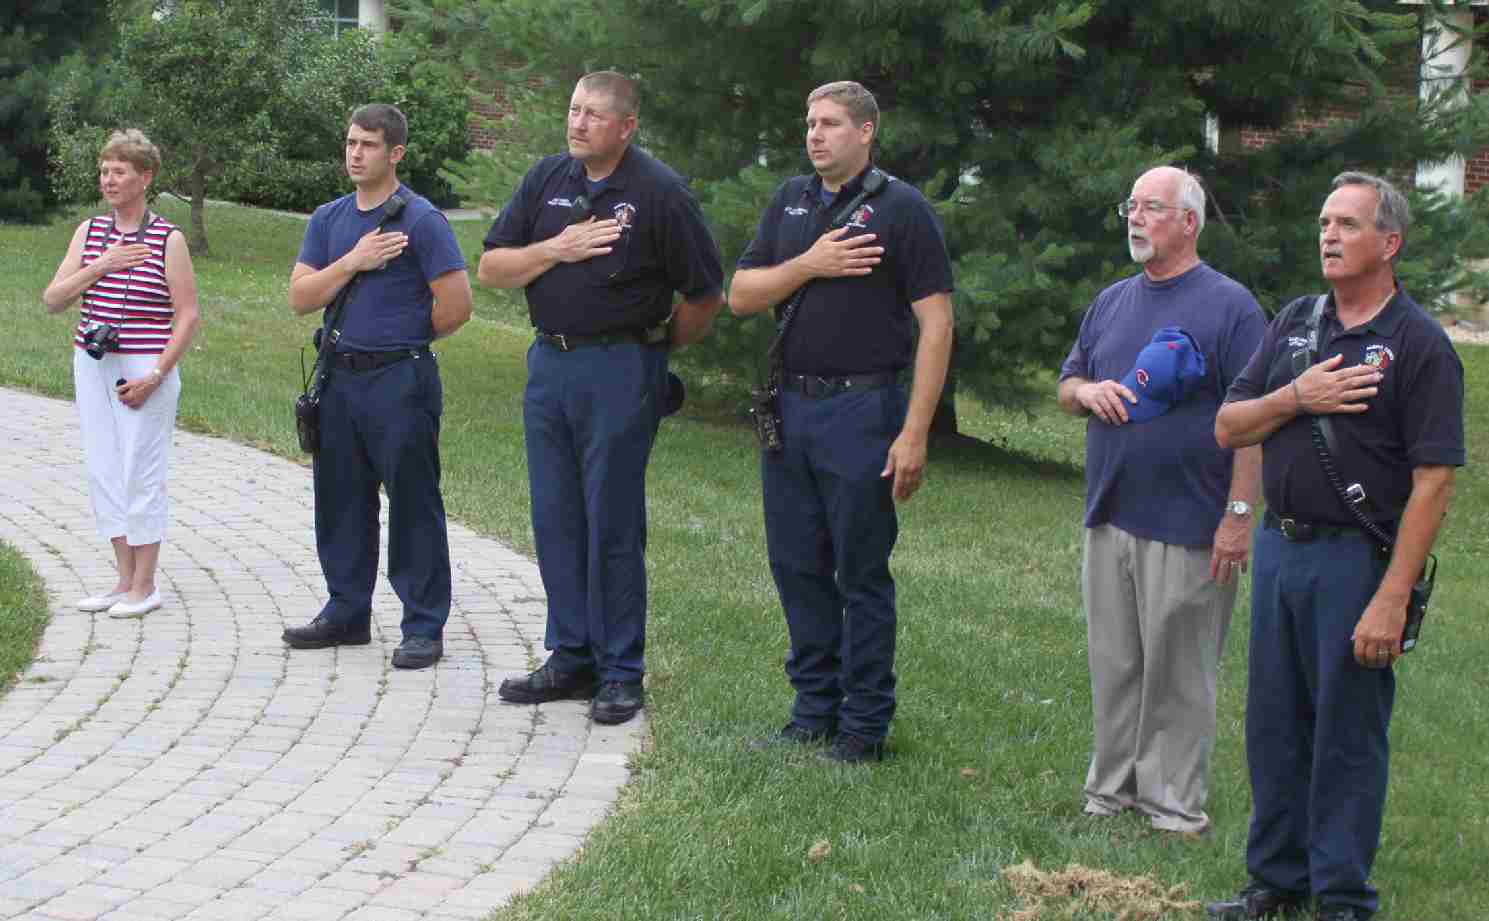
[1246,525,1394,916]
[762,384,904,743]
[524,340,668,683]
[313,352,451,639]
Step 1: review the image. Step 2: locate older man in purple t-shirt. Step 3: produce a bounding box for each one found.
[1057,166,1265,834]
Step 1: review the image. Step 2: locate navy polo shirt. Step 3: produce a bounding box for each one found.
[737,166,954,376]
[483,146,724,336]
[297,185,465,352]
[1225,288,1465,525]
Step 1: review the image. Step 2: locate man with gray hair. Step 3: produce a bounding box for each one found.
[1210,173,1464,921]
[1058,165,1265,833]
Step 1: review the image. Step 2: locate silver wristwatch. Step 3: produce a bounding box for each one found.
[1227,500,1252,517]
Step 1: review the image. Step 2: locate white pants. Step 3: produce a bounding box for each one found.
[1081,523,1236,832]
[73,348,180,546]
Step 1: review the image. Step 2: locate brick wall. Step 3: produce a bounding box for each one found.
[469,86,514,151]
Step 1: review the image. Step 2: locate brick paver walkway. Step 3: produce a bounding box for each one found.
[0,388,643,921]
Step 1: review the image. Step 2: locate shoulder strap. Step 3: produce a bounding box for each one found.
[309,193,408,394]
[762,169,890,374]
[1296,293,1395,549]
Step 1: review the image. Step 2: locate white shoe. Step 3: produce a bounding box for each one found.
[77,592,126,612]
[107,590,161,618]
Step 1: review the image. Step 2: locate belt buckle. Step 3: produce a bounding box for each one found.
[1278,517,1312,541]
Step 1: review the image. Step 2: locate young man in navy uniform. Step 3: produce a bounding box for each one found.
[1211,172,1464,921]
[284,104,473,670]
[729,80,954,763]
[478,71,724,725]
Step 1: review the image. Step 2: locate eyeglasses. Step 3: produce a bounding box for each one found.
[1117,199,1188,219]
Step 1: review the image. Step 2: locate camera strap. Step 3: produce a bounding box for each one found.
[86,211,157,326]
[757,168,890,389]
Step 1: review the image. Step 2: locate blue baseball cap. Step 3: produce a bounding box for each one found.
[1118,326,1206,423]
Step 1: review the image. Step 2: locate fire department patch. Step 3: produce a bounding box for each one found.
[846,204,875,228]
[1363,344,1394,371]
[612,202,637,228]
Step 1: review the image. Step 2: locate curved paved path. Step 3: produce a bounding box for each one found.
[0,388,643,921]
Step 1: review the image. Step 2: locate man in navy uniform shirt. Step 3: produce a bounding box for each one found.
[1058,166,1265,834]
[730,80,954,764]
[478,71,724,725]
[1211,172,1464,921]
[284,103,473,670]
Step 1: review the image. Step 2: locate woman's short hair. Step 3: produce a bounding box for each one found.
[99,129,162,177]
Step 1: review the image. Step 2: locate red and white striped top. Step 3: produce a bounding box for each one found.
[74,213,178,355]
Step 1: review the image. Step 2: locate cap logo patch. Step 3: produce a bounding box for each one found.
[1135,368,1150,388]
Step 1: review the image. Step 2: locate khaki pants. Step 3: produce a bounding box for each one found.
[1082,523,1236,832]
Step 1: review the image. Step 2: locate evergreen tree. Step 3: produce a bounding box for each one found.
[0,0,113,220]
[414,0,1489,421]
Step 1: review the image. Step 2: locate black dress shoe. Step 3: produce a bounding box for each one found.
[819,734,885,764]
[283,615,371,649]
[747,722,836,751]
[498,658,598,703]
[1315,905,1369,921]
[591,680,644,724]
[392,636,443,669]
[1205,882,1309,919]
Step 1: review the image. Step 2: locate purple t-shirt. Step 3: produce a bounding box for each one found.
[1059,263,1266,548]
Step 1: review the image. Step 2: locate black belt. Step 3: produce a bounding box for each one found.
[333,349,421,371]
[783,372,898,399]
[1264,510,1379,542]
[535,325,668,351]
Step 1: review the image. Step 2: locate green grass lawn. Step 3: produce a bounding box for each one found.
[2,200,1484,920]
[0,541,49,697]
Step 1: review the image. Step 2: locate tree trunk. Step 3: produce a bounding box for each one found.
[930,368,959,438]
[189,162,209,257]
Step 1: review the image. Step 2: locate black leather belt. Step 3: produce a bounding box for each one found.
[1264,510,1375,542]
[536,325,668,351]
[333,349,421,371]
[783,372,898,399]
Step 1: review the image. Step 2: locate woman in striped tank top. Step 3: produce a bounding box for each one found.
[42,129,201,619]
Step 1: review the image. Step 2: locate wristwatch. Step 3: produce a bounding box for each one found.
[1227,500,1252,517]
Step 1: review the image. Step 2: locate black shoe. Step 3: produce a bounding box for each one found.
[283,615,371,649]
[1316,905,1369,921]
[392,636,443,669]
[747,722,836,751]
[819,734,885,764]
[498,658,598,704]
[591,680,644,724]
[1205,882,1309,920]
